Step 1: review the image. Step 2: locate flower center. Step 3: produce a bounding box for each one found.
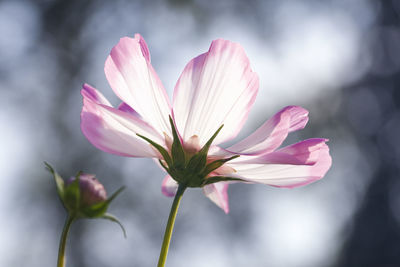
[138,116,241,188]
[166,134,236,177]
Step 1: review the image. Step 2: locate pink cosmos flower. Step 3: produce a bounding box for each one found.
[81,34,332,213]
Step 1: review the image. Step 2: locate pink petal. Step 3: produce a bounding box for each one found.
[104,34,171,135]
[208,145,237,158]
[118,102,140,117]
[202,182,230,213]
[161,175,179,197]
[228,140,331,188]
[172,39,259,147]
[248,138,328,165]
[81,85,165,158]
[82,83,112,106]
[227,106,309,155]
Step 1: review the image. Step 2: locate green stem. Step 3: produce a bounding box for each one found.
[57,215,75,267]
[157,184,186,267]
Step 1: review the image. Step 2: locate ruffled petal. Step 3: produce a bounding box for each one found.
[173,39,259,147]
[105,34,171,135]
[203,182,230,213]
[81,85,165,158]
[227,106,309,155]
[161,175,179,197]
[227,139,331,188]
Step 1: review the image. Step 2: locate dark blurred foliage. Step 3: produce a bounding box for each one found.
[1,0,400,266]
[334,1,400,266]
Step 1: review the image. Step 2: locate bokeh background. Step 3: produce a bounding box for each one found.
[1,0,399,266]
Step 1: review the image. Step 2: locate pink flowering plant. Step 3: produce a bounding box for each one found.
[81,34,332,266]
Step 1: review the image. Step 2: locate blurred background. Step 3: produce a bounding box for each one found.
[1,0,399,266]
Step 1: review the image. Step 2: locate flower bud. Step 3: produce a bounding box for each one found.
[45,162,126,237]
[67,174,107,207]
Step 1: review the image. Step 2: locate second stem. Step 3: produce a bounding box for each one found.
[57,215,75,267]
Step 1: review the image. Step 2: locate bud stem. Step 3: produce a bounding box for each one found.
[57,215,75,267]
[157,184,186,267]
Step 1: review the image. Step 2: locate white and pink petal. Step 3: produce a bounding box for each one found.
[248,138,328,165]
[81,86,165,158]
[161,175,179,197]
[82,83,112,106]
[226,106,309,155]
[227,139,331,188]
[105,34,171,135]
[118,102,140,117]
[203,182,230,214]
[173,39,259,147]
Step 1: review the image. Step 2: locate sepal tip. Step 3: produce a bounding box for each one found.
[101,213,127,238]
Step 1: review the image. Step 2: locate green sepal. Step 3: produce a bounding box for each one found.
[44,162,65,200]
[203,155,240,176]
[185,152,207,174]
[198,124,224,156]
[186,125,224,174]
[80,186,125,218]
[81,200,108,218]
[159,160,175,179]
[137,123,240,189]
[202,176,245,186]
[101,213,127,238]
[106,186,125,204]
[64,174,81,213]
[169,116,186,169]
[137,134,172,167]
[159,160,169,173]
